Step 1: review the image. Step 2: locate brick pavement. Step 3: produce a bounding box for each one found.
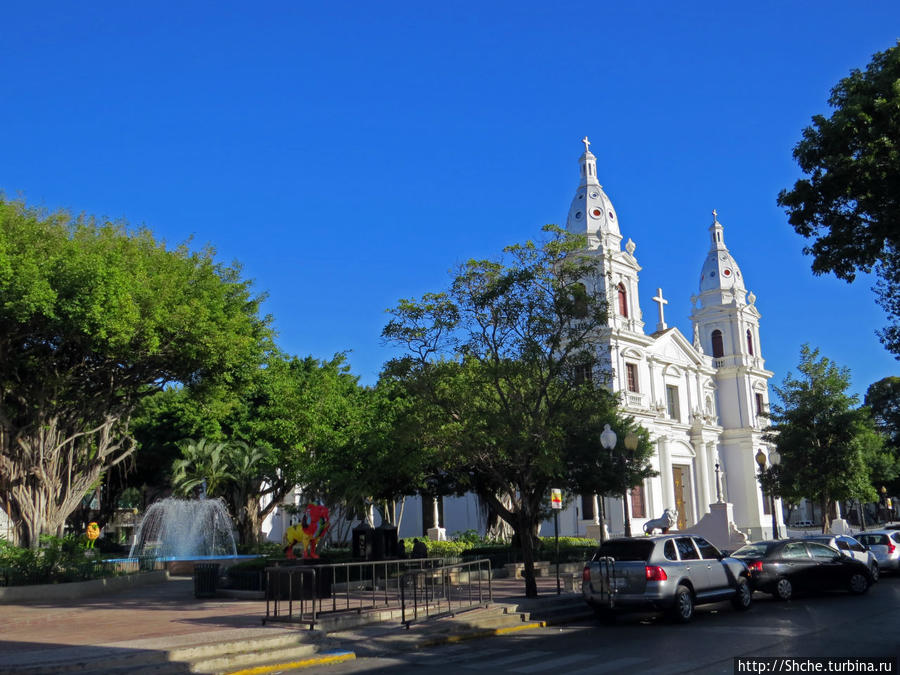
[0,573,565,655]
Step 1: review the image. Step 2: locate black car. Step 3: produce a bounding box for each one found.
[731,539,873,600]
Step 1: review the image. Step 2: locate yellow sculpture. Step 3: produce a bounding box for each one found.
[284,503,330,559]
[85,522,100,548]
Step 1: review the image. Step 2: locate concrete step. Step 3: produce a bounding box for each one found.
[191,642,320,673]
[0,630,324,675]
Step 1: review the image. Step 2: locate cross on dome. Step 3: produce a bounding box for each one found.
[652,287,668,331]
[582,136,591,153]
[712,208,719,223]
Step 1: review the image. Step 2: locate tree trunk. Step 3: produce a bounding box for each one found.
[515,511,539,598]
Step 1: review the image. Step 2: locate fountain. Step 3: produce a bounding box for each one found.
[129,497,238,561]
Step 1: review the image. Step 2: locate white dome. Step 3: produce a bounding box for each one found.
[565,140,620,244]
[699,213,746,294]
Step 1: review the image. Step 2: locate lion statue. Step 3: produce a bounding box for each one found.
[643,508,678,535]
[284,503,330,559]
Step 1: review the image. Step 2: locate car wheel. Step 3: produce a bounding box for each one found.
[773,577,792,601]
[870,564,880,583]
[848,572,870,595]
[730,578,753,611]
[668,585,694,623]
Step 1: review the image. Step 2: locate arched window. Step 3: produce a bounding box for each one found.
[746,329,754,356]
[617,283,628,317]
[711,330,724,358]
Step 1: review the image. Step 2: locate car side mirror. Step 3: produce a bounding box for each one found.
[719,550,731,558]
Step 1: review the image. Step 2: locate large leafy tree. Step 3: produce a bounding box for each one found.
[865,376,900,495]
[777,42,900,356]
[383,227,653,597]
[0,199,270,547]
[764,345,891,532]
[142,351,367,546]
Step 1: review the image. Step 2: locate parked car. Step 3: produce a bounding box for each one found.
[804,534,880,581]
[731,539,873,600]
[581,535,752,623]
[855,530,900,573]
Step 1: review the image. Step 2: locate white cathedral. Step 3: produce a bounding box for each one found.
[552,137,782,543]
[264,139,785,546]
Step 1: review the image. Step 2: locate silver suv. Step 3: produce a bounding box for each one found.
[582,535,752,623]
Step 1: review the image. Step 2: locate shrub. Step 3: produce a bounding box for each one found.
[0,535,115,586]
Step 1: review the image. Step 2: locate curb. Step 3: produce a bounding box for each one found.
[224,650,356,674]
[419,621,547,647]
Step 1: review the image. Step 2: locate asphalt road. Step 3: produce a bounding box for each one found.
[307,575,900,674]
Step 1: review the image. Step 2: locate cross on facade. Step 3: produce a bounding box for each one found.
[652,287,668,331]
[582,136,591,153]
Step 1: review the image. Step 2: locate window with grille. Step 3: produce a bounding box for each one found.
[630,485,645,518]
[626,363,639,393]
[666,385,680,421]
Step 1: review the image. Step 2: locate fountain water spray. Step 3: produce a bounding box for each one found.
[129,497,237,560]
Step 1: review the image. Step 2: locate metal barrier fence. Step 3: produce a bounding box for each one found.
[263,557,458,627]
[400,558,493,627]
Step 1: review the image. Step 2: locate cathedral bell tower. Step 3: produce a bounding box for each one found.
[690,211,777,539]
[565,137,643,335]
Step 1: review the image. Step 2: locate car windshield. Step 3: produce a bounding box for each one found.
[593,540,654,562]
[732,543,770,559]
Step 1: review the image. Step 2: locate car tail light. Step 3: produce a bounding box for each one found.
[888,542,896,555]
[645,565,668,581]
[747,561,764,573]
[582,566,591,582]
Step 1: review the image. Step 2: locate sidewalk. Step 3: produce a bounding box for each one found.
[0,573,586,673]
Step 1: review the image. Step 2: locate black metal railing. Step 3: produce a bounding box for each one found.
[263,557,455,627]
[400,558,492,627]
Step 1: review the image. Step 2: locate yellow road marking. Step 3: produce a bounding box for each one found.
[225,651,356,675]
[422,621,547,646]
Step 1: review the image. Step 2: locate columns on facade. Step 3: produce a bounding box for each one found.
[658,437,673,509]
[693,437,710,511]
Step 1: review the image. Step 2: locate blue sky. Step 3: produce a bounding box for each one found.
[1,2,898,397]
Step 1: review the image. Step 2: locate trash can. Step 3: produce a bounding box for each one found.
[352,523,374,560]
[373,524,399,560]
[193,563,220,598]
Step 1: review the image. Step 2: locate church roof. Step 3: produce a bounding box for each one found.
[565,136,621,245]
[698,211,746,296]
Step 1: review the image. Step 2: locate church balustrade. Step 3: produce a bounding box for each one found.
[624,392,647,409]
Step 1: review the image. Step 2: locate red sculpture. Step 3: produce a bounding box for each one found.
[284,503,330,559]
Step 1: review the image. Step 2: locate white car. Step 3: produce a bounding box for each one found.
[857,530,900,573]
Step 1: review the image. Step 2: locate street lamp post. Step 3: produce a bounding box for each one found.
[623,432,639,537]
[755,449,781,539]
[600,424,617,539]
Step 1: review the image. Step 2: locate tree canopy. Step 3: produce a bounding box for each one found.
[0,199,270,546]
[764,345,893,531]
[383,226,653,597]
[777,41,900,357]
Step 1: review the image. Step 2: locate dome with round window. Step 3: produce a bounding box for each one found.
[699,212,746,295]
[565,139,620,244]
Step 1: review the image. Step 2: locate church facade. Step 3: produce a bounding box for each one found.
[560,137,781,542]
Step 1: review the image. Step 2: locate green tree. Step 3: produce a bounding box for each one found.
[764,345,888,532]
[150,350,367,546]
[0,199,269,547]
[383,227,653,597]
[865,376,900,496]
[777,42,900,357]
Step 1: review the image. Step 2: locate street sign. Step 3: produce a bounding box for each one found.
[550,488,562,510]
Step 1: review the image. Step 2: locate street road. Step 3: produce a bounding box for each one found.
[308,575,900,674]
